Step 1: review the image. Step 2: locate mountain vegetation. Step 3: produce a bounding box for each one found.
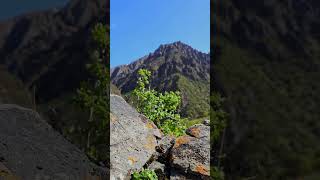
[73,23,109,163]
[132,68,186,137]
[213,0,320,179]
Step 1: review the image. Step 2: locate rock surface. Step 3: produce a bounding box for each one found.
[110,95,210,179]
[155,135,175,159]
[169,124,210,179]
[0,104,108,180]
[110,95,161,179]
[186,124,210,139]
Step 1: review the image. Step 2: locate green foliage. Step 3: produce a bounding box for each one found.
[161,118,186,137]
[132,169,158,180]
[215,37,320,178]
[176,74,210,118]
[210,92,228,180]
[73,23,109,163]
[133,69,186,137]
[91,23,108,51]
[184,117,208,128]
[211,93,227,141]
[212,166,225,180]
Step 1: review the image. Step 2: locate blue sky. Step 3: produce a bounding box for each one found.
[111,0,210,67]
[0,0,68,21]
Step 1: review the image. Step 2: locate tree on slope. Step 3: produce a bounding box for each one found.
[74,23,109,163]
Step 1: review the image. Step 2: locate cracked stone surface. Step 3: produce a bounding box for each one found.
[110,95,161,179]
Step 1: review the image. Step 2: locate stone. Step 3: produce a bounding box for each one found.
[202,119,210,126]
[156,135,175,158]
[110,95,161,179]
[186,124,210,139]
[170,125,210,179]
[0,104,108,180]
[170,169,200,180]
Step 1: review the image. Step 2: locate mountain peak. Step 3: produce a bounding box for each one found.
[157,41,191,50]
[154,41,207,58]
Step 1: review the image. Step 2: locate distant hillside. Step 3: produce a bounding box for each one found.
[111,41,210,118]
[213,0,320,179]
[0,0,108,103]
[0,66,32,107]
[0,0,109,162]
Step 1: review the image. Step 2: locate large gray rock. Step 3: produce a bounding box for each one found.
[170,124,210,180]
[110,95,162,179]
[156,135,175,155]
[0,104,107,180]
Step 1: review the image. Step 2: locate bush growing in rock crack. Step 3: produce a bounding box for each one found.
[132,69,186,137]
[132,169,158,180]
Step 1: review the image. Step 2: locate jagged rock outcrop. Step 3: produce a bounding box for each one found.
[169,124,210,180]
[110,95,162,179]
[148,124,210,180]
[0,104,108,180]
[110,95,211,179]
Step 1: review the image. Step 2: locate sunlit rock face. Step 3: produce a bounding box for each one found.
[110,94,161,179]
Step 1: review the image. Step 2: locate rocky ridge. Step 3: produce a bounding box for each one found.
[111,41,210,89]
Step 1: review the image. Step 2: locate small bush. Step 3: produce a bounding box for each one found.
[132,169,158,180]
[160,118,186,137]
[132,69,185,137]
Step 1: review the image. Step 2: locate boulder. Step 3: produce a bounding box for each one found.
[186,124,210,138]
[170,124,210,179]
[155,135,175,162]
[170,169,201,180]
[0,104,108,180]
[110,95,161,179]
[202,119,210,126]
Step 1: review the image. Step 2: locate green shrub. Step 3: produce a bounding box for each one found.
[161,118,186,137]
[132,69,186,137]
[73,23,109,163]
[132,169,158,180]
[212,166,225,180]
[211,92,227,141]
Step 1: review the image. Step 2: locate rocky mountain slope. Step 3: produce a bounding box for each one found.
[213,0,320,179]
[0,0,108,103]
[0,104,108,179]
[111,41,210,118]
